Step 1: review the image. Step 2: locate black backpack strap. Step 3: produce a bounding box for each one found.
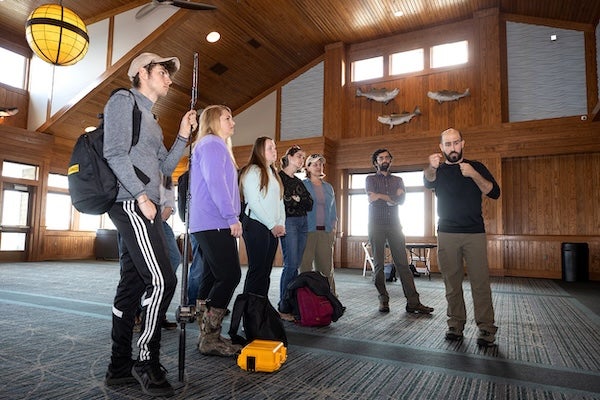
[107,88,148,184]
[109,87,141,148]
[228,294,248,345]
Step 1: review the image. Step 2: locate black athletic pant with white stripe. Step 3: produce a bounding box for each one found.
[108,200,177,366]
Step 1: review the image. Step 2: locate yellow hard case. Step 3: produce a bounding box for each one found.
[237,339,287,372]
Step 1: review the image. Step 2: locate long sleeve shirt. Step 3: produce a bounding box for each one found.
[189,134,241,232]
[366,172,405,226]
[279,170,313,217]
[103,88,187,203]
[302,178,337,232]
[242,165,285,230]
[424,159,500,233]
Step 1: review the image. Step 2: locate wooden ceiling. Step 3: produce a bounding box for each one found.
[0,0,599,147]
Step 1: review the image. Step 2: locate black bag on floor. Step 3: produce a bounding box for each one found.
[384,263,397,282]
[228,293,288,347]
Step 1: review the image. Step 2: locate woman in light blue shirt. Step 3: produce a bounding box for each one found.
[300,154,338,295]
[239,136,285,296]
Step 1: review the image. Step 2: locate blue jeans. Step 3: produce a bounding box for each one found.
[162,221,181,272]
[187,233,204,305]
[279,215,308,309]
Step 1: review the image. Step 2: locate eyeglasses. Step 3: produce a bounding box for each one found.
[310,153,322,158]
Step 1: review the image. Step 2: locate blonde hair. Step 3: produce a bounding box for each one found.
[193,105,237,168]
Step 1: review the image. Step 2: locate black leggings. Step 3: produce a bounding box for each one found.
[242,217,278,296]
[193,229,241,309]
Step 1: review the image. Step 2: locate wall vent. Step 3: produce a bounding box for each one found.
[210,62,228,75]
[248,38,261,49]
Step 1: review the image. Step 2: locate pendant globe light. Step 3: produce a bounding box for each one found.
[25,2,89,66]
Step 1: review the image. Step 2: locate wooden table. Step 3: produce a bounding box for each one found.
[405,243,437,280]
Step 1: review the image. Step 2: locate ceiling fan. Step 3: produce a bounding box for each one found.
[136,0,216,19]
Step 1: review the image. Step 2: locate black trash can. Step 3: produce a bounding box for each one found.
[561,242,589,282]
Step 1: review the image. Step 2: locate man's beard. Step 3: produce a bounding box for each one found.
[444,150,462,163]
[378,162,390,171]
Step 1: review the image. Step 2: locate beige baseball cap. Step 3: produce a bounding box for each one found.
[127,52,180,81]
[306,153,326,167]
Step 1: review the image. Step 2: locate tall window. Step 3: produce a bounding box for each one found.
[0,47,27,89]
[47,173,110,231]
[348,171,427,237]
[46,174,73,230]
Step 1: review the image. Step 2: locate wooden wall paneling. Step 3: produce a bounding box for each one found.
[475,8,503,126]
[40,230,95,260]
[427,73,450,131]
[577,154,600,235]
[479,156,503,235]
[498,235,600,280]
[323,43,346,142]
[0,83,28,129]
[561,155,578,235]
[487,237,504,275]
[502,153,600,237]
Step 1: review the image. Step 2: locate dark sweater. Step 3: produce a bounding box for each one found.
[424,159,500,233]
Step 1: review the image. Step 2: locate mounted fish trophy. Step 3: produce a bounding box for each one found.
[377,106,421,129]
[427,88,470,103]
[0,107,19,125]
[356,87,399,104]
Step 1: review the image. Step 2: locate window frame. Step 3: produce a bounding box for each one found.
[346,170,436,238]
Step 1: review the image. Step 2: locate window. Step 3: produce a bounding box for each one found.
[46,172,103,231]
[2,161,38,180]
[431,40,468,68]
[0,47,27,89]
[45,193,72,230]
[0,184,30,251]
[348,171,427,237]
[390,48,424,75]
[351,56,383,82]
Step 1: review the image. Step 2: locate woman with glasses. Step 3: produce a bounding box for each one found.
[299,154,338,295]
[239,136,286,296]
[277,145,313,320]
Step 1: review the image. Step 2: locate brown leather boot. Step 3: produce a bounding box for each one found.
[198,307,242,357]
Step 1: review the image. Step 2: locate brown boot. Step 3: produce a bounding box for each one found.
[196,300,207,345]
[198,307,242,357]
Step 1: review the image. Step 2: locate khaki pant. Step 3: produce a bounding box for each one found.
[437,232,497,334]
[300,230,336,295]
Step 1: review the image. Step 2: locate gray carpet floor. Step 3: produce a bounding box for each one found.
[1,261,599,399]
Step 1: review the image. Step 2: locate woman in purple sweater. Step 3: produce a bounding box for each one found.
[189,105,242,357]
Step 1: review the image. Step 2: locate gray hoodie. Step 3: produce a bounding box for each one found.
[103,88,187,203]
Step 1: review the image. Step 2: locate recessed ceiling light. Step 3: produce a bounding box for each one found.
[206,31,220,43]
[394,10,404,17]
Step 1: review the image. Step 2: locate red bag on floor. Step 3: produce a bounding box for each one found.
[296,286,333,327]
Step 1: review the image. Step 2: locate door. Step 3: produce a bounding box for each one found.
[0,182,33,261]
